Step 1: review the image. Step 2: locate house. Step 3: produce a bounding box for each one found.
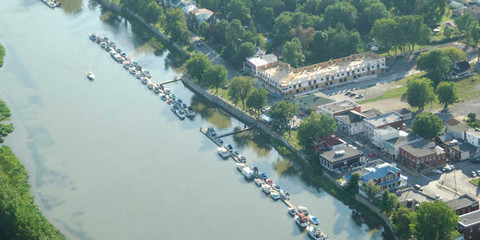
[445,118,469,140]
[362,108,383,118]
[457,209,480,240]
[256,52,386,95]
[165,0,195,8]
[244,53,278,77]
[395,108,413,121]
[398,139,446,171]
[363,111,403,141]
[446,194,479,216]
[335,110,367,136]
[319,146,365,173]
[382,132,422,160]
[182,4,197,15]
[466,128,480,147]
[316,99,361,116]
[450,60,473,80]
[437,134,477,161]
[313,135,346,152]
[359,162,405,192]
[189,8,213,23]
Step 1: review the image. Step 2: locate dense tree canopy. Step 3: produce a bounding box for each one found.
[228,76,254,108]
[417,48,466,86]
[391,206,413,240]
[413,201,460,240]
[380,191,398,216]
[406,78,435,111]
[283,38,305,68]
[362,180,381,199]
[269,101,299,134]
[165,8,190,46]
[204,65,228,92]
[246,88,268,113]
[411,112,443,139]
[185,53,212,81]
[297,112,337,151]
[346,173,360,194]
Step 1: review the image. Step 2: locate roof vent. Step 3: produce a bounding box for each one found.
[334,150,346,157]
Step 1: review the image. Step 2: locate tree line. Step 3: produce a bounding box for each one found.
[195,0,448,67]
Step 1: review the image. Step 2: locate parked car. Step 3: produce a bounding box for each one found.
[442,165,452,172]
[349,92,357,97]
[354,141,363,148]
[345,91,352,96]
[414,184,423,191]
[472,171,477,178]
[355,94,364,99]
[476,170,480,176]
[432,169,443,174]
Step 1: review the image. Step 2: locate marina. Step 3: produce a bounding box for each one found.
[200,126,329,239]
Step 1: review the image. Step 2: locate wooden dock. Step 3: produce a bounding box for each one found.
[216,126,254,138]
[159,76,181,86]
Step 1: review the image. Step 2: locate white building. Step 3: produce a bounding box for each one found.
[372,126,399,148]
[244,53,278,76]
[466,129,480,147]
[256,52,386,96]
[363,112,403,141]
[190,8,213,23]
[335,110,367,136]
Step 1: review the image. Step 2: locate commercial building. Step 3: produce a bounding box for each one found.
[244,53,278,77]
[398,139,446,171]
[363,112,404,141]
[458,209,480,240]
[319,146,365,173]
[466,128,480,147]
[256,52,386,95]
[317,99,361,116]
[335,110,367,136]
[446,194,479,216]
[437,135,477,161]
[382,132,423,160]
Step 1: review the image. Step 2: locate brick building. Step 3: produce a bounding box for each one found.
[446,194,479,216]
[398,139,446,171]
[458,209,480,240]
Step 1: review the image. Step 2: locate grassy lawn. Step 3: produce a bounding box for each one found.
[359,74,480,110]
[285,130,302,150]
[471,178,480,186]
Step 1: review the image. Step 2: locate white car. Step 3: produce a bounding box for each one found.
[472,171,477,178]
[432,169,443,174]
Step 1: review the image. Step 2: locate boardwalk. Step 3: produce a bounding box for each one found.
[216,126,254,138]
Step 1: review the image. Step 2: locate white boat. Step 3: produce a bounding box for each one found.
[241,166,254,179]
[236,163,246,171]
[279,190,291,200]
[164,88,171,94]
[254,179,263,187]
[261,184,272,194]
[298,206,309,215]
[309,215,319,225]
[307,225,328,240]
[217,146,230,158]
[170,105,185,120]
[86,72,95,80]
[186,106,196,118]
[295,213,309,228]
[288,207,297,217]
[270,190,280,200]
[141,69,152,78]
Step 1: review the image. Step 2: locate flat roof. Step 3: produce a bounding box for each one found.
[400,139,445,157]
[262,52,384,87]
[446,194,478,211]
[247,54,278,67]
[364,111,402,128]
[320,146,363,163]
[318,99,360,114]
[460,209,480,227]
[362,109,383,118]
[336,110,366,124]
[295,92,333,110]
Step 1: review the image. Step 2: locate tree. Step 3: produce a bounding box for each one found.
[443,27,453,39]
[227,0,251,24]
[203,65,228,93]
[455,13,475,35]
[436,81,457,109]
[297,113,337,151]
[269,101,299,134]
[228,76,254,108]
[185,53,212,81]
[415,0,448,27]
[346,173,360,194]
[391,206,413,240]
[324,2,358,29]
[406,78,435,111]
[283,38,305,68]
[468,112,477,122]
[246,88,268,113]
[411,112,443,139]
[413,201,460,240]
[466,22,480,47]
[417,48,466,86]
[165,8,190,46]
[235,42,256,66]
[363,180,381,199]
[380,191,398,216]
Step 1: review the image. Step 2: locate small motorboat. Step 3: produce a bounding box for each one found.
[298,206,309,215]
[270,190,280,200]
[186,106,196,117]
[141,78,148,84]
[261,184,272,194]
[254,179,263,187]
[241,166,254,180]
[236,163,246,172]
[272,184,281,191]
[217,146,230,158]
[226,144,234,152]
[266,179,274,185]
[86,72,95,80]
[258,172,267,180]
[309,215,319,225]
[89,33,96,41]
[280,190,290,200]
[160,95,167,101]
[307,225,328,240]
[288,207,297,217]
[206,127,216,136]
[237,154,246,163]
[295,213,308,228]
[154,88,160,94]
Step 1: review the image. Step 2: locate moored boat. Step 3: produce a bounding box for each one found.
[309,215,319,225]
[261,184,272,194]
[186,106,196,118]
[270,190,280,200]
[241,166,254,180]
[254,178,263,187]
[288,207,297,217]
[86,72,95,80]
[298,206,309,215]
[217,146,230,158]
[307,225,328,240]
[295,213,309,228]
[279,189,291,200]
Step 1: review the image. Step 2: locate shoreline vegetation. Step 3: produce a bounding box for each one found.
[0,43,64,239]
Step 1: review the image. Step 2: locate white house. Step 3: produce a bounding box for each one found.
[372,126,399,148]
[466,128,480,147]
[335,110,367,136]
[190,8,213,23]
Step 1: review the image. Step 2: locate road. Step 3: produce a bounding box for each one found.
[191,37,240,80]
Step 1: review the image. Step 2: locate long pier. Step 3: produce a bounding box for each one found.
[159,77,182,86]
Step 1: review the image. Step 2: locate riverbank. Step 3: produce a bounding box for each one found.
[0,99,64,239]
[0,43,4,67]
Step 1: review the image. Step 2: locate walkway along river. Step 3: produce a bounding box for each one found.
[0,1,385,239]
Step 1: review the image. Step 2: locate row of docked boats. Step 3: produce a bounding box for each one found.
[202,126,329,240]
[88,33,196,120]
[41,0,61,8]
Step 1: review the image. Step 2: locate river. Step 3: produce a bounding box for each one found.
[0,1,384,239]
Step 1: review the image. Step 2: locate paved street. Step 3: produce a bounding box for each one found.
[192,38,240,80]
